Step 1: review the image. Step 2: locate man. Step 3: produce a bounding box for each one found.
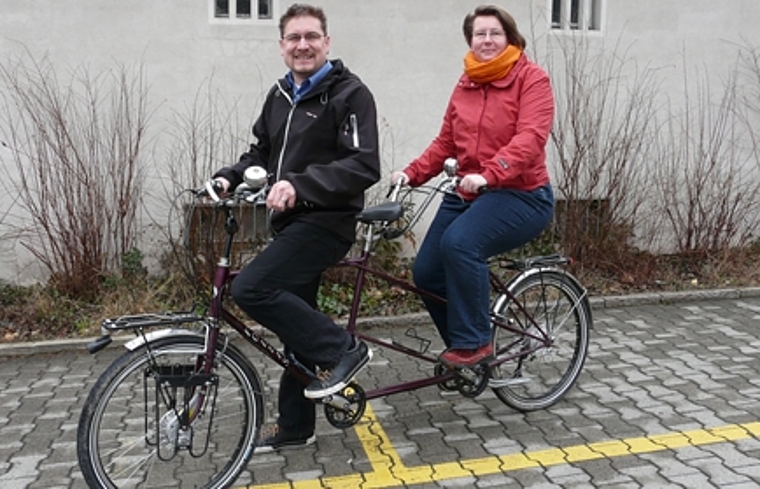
[213,3,380,451]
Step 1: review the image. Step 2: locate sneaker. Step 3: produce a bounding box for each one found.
[254,424,315,454]
[303,340,372,399]
[439,344,494,368]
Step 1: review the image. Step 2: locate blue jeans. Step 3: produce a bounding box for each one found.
[413,185,554,349]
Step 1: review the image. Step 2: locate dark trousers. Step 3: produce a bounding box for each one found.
[231,221,353,435]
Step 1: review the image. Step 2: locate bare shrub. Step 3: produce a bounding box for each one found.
[543,36,661,275]
[653,55,760,257]
[159,76,262,290]
[0,53,149,300]
[162,75,257,196]
[738,42,760,134]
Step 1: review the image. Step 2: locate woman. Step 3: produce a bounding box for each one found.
[391,5,555,367]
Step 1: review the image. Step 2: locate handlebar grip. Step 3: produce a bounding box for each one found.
[387,181,404,201]
[195,180,224,201]
[452,177,488,194]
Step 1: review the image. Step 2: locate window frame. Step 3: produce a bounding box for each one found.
[209,0,278,25]
[549,0,605,33]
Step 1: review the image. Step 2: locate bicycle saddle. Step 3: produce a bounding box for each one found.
[356,202,403,223]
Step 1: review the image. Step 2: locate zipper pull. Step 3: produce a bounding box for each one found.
[349,114,359,148]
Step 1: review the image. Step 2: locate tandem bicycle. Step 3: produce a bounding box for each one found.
[76,161,592,488]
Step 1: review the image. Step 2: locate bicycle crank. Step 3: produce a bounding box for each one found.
[454,364,490,398]
[322,382,367,428]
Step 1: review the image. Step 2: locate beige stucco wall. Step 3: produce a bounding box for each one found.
[1,0,759,283]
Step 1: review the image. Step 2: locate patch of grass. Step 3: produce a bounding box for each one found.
[0,268,198,343]
[2,246,759,344]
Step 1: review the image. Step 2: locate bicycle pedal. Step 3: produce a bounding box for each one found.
[488,377,531,388]
[314,380,359,402]
[320,393,351,410]
[453,364,490,398]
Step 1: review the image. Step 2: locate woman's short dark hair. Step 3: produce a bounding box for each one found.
[279,3,328,37]
[462,5,526,50]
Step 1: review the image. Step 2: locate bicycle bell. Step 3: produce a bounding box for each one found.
[243,166,268,190]
[443,158,458,177]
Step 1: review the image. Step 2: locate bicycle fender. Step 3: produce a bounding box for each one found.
[124,328,206,351]
[492,267,542,313]
[492,266,588,313]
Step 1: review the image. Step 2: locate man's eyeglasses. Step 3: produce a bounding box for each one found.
[473,29,506,41]
[282,32,324,44]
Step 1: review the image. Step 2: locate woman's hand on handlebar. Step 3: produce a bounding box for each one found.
[459,174,487,194]
[390,171,409,186]
[387,171,409,201]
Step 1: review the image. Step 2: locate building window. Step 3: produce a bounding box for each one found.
[213,0,274,22]
[550,0,603,31]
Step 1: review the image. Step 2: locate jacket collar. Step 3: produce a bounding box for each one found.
[278,59,344,102]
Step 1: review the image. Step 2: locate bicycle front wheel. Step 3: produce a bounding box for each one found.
[77,335,263,489]
[490,269,591,411]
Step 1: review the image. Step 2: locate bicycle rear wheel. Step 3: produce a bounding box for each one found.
[490,269,591,411]
[77,335,263,489]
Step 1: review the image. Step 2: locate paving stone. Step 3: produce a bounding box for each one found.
[0,293,759,487]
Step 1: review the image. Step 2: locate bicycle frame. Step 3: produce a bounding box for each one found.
[93,176,579,403]
[79,172,591,489]
[196,180,562,402]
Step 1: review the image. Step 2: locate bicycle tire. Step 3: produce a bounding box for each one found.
[490,269,591,411]
[77,335,263,489]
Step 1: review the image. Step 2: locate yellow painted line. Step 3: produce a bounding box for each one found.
[247,408,760,488]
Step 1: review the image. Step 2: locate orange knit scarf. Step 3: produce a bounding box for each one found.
[464,45,522,84]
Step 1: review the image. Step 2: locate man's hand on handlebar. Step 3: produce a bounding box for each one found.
[198,174,270,205]
[266,180,296,212]
[213,177,231,195]
[196,178,229,202]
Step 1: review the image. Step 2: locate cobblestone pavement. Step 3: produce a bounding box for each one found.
[1,291,760,488]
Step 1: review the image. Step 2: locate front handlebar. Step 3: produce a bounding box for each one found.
[195,180,269,207]
[196,166,270,206]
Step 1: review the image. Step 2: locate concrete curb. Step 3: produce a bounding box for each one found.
[588,285,760,308]
[3,287,760,357]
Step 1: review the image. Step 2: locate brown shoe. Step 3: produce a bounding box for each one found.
[439,344,494,367]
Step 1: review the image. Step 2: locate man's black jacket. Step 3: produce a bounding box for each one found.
[215,59,381,242]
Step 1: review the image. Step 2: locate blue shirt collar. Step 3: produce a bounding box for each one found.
[286,60,333,103]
